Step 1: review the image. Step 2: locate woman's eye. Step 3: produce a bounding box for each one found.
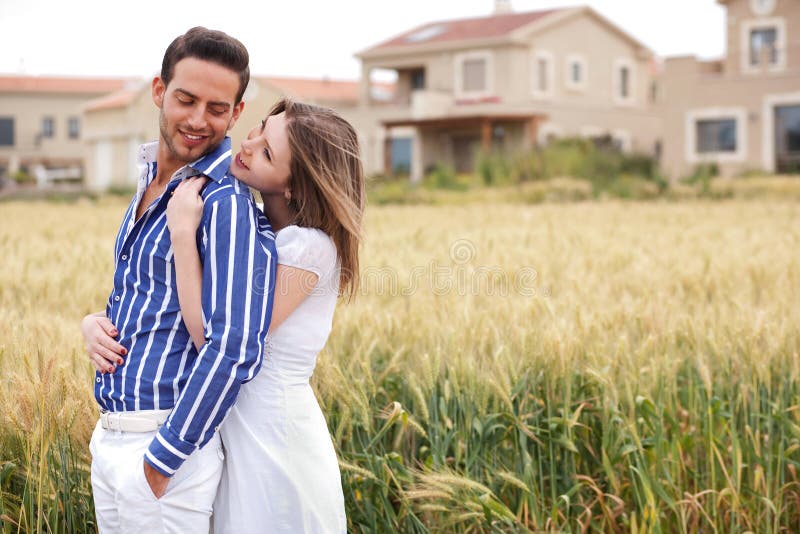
[263,148,271,162]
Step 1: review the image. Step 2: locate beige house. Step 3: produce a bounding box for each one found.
[660,0,800,179]
[82,76,365,190]
[0,75,128,183]
[352,2,661,180]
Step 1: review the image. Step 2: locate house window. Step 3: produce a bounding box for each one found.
[42,116,54,138]
[619,67,630,99]
[454,51,493,98]
[696,119,737,153]
[68,117,80,139]
[686,108,746,163]
[571,63,581,84]
[410,69,425,90]
[565,54,587,91]
[462,59,486,92]
[613,58,635,105]
[531,51,554,99]
[750,27,778,65]
[537,59,549,92]
[741,18,786,73]
[0,118,13,146]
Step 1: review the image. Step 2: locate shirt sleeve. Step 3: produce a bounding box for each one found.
[144,194,277,476]
[275,226,337,280]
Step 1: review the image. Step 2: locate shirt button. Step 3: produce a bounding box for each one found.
[121,254,128,261]
[114,295,120,302]
[96,377,101,383]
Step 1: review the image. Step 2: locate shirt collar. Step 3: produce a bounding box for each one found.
[135,137,233,183]
[189,137,232,183]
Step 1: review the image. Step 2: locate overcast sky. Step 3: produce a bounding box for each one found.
[0,0,726,80]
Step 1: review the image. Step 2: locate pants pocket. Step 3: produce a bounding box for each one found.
[134,456,161,501]
[118,456,163,531]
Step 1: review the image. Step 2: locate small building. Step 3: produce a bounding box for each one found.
[353,2,662,181]
[0,75,129,184]
[82,76,367,190]
[660,0,800,179]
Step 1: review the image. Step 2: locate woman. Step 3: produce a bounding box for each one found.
[87,98,364,532]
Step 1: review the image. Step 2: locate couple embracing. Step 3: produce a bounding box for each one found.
[81,26,363,533]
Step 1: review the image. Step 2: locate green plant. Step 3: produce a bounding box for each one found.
[682,163,719,196]
[475,150,513,187]
[11,170,34,185]
[424,163,467,191]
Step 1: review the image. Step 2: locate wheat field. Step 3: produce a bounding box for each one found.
[1,196,799,532]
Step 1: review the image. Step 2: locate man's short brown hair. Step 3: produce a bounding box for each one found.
[161,27,250,104]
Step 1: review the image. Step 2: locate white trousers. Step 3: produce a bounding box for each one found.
[89,420,223,533]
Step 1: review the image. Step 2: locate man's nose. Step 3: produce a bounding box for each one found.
[186,108,208,131]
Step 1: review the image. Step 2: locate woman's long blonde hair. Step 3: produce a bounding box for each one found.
[267,98,365,299]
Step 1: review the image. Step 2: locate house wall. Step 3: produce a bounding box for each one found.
[82,80,285,190]
[525,14,651,108]
[355,8,662,179]
[521,12,660,153]
[0,92,98,172]
[660,57,800,178]
[660,0,800,179]
[723,0,800,75]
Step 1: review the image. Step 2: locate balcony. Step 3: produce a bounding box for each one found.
[410,90,454,119]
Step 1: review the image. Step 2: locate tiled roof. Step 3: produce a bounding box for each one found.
[259,76,394,104]
[0,75,129,94]
[259,76,361,103]
[84,88,140,112]
[362,9,563,53]
[84,76,395,112]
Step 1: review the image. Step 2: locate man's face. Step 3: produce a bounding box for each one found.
[152,57,244,165]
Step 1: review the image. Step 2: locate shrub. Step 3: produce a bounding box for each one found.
[475,150,513,186]
[424,163,467,191]
[516,177,593,203]
[509,149,547,182]
[682,163,719,195]
[605,175,661,200]
[11,170,34,185]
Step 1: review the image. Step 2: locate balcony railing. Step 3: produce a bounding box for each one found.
[410,90,454,119]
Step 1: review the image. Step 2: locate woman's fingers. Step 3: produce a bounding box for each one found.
[97,332,126,358]
[89,353,114,374]
[93,342,124,365]
[96,316,119,338]
[186,176,209,193]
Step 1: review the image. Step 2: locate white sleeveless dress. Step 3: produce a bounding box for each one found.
[212,225,347,533]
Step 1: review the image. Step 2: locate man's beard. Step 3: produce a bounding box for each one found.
[158,109,230,163]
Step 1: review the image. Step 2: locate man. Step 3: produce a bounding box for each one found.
[81,27,276,532]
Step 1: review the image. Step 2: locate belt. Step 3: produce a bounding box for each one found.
[99,409,172,433]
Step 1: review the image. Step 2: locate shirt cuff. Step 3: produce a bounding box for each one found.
[144,424,196,477]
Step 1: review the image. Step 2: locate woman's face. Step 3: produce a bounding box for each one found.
[230,111,292,196]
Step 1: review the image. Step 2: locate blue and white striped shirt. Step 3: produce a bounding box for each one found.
[96,137,277,477]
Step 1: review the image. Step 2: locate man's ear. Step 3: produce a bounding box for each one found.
[152,77,166,108]
[227,101,245,132]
